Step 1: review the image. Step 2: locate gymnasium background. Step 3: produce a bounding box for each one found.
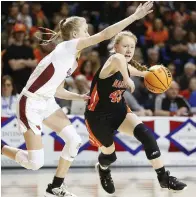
[1,1,196,167]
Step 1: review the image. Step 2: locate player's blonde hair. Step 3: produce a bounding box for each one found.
[111,31,147,71]
[35,16,86,45]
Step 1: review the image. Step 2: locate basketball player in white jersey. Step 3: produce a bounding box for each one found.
[1,2,153,197]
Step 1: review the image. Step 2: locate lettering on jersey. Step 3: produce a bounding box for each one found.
[112,79,128,89]
[66,68,72,78]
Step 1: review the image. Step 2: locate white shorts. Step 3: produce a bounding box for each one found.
[16,93,60,135]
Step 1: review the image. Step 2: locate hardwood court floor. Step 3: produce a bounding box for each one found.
[1,167,195,197]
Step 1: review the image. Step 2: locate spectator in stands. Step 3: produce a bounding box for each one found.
[132,78,156,111]
[147,47,160,66]
[8,3,19,21]
[172,13,185,29]
[17,3,32,30]
[173,3,189,26]
[157,3,173,28]
[167,63,177,80]
[185,11,196,33]
[2,23,37,93]
[125,5,147,38]
[1,75,18,117]
[1,17,16,50]
[102,2,124,25]
[154,81,191,116]
[31,2,49,27]
[59,3,70,19]
[180,77,196,100]
[177,62,196,90]
[187,31,196,61]
[147,18,169,47]
[52,13,62,31]
[75,60,94,94]
[124,91,153,116]
[168,26,189,75]
[87,50,101,74]
[144,12,155,34]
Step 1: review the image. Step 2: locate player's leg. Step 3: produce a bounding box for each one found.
[85,114,116,194]
[43,108,81,197]
[1,96,44,171]
[2,130,44,170]
[118,112,187,191]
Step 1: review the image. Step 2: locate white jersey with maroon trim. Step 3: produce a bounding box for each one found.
[24,39,79,98]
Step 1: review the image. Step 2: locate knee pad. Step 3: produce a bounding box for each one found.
[59,125,82,161]
[28,149,44,170]
[15,149,44,170]
[98,151,117,167]
[133,124,161,160]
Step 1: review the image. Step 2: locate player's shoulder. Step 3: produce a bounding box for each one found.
[111,53,125,60]
[109,53,126,66]
[57,38,79,48]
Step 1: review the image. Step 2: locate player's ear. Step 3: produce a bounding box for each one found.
[114,43,118,52]
[72,31,77,38]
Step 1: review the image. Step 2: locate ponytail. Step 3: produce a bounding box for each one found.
[34,27,61,45]
[129,59,148,71]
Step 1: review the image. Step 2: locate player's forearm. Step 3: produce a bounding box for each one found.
[102,14,137,40]
[55,88,83,100]
[129,66,148,77]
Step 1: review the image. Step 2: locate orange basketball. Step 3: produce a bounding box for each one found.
[144,65,172,94]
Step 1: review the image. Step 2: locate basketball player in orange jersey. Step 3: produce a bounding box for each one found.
[1,2,154,197]
[85,31,187,194]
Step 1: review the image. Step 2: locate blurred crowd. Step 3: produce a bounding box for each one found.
[1,1,196,117]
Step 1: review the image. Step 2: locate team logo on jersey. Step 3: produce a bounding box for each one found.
[66,68,72,78]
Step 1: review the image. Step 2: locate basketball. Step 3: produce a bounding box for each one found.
[144,65,172,94]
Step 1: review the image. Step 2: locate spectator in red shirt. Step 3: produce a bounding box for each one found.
[180,77,196,100]
[147,18,169,47]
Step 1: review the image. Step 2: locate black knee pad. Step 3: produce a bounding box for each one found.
[98,151,117,167]
[133,123,161,160]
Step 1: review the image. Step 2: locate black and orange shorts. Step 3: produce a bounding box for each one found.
[84,106,131,148]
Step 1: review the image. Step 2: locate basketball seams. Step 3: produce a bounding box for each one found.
[161,67,169,86]
[152,72,167,89]
[144,79,164,91]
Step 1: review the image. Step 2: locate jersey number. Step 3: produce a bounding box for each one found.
[109,90,124,103]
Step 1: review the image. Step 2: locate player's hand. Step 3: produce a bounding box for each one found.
[80,94,91,102]
[133,1,154,20]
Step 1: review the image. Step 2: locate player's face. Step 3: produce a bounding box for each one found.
[115,36,136,62]
[76,22,90,38]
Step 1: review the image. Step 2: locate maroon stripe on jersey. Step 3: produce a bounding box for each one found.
[28,63,55,93]
[19,96,30,130]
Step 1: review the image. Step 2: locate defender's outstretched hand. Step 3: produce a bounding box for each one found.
[133,1,153,20]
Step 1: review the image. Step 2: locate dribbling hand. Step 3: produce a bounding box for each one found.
[133,1,154,20]
[81,94,91,102]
